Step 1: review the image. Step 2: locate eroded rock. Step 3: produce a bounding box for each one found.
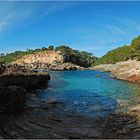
[92,60,140,83]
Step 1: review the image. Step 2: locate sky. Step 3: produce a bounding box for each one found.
[0,1,140,57]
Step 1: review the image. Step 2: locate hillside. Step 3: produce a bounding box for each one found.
[0,46,97,68]
[94,35,140,65]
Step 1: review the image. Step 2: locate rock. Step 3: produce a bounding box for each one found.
[91,60,140,83]
[11,50,86,70]
[11,62,84,71]
[0,86,26,114]
[117,99,129,106]
[48,62,84,71]
[0,74,50,90]
[91,64,114,72]
[128,105,140,121]
[47,98,59,104]
[0,64,6,74]
[1,64,34,75]
[12,51,65,67]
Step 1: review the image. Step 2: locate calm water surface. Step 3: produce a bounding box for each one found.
[34,70,140,117]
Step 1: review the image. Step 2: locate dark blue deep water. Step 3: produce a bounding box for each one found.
[34,70,140,117]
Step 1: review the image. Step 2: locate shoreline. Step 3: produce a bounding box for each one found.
[0,64,140,138]
[91,60,140,84]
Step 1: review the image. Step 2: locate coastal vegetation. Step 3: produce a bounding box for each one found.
[94,35,140,65]
[1,35,140,68]
[0,46,97,67]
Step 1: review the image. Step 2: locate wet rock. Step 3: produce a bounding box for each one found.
[117,99,129,107]
[88,104,103,111]
[47,98,59,104]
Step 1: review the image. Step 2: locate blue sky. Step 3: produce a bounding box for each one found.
[0,1,140,57]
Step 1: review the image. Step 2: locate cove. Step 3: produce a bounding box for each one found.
[32,70,140,117]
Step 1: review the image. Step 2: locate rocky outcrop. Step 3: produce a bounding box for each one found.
[92,60,140,83]
[11,51,84,70]
[12,62,84,71]
[1,64,34,75]
[0,64,50,114]
[0,74,50,90]
[49,62,85,71]
[128,105,140,118]
[12,51,65,65]
[91,64,114,72]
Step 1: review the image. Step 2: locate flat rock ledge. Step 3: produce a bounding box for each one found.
[0,64,50,115]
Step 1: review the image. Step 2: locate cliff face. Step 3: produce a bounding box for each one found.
[11,50,85,70]
[92,60,140,83]
[12,50,65,65]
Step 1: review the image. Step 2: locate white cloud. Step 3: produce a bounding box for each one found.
[110,25,126,34]
[0,1,71,33]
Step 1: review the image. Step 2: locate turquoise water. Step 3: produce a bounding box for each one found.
[35,70,140,117]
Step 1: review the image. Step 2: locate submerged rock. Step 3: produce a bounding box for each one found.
[47,98,59,104]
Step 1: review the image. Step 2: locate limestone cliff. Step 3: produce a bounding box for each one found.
[92,60,140,83]
[11,50,84,70]
[12,50,65,65]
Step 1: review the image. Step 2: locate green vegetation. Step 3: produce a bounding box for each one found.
[0,46,96,67]
[55,46,97,67]
[94,35,140,65]
[0,49,42,64]
[3,35,139,67]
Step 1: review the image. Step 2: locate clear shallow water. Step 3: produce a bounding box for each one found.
[34,70,140,117]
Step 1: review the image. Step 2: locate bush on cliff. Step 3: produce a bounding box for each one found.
[55,45,97,67]
[94,35,140,65]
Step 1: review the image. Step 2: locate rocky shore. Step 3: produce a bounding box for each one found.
[0,63,140,139]
[13,62,85,71]
[0,103,140,139]
[92,60,140,83]
[0,64,50,114]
